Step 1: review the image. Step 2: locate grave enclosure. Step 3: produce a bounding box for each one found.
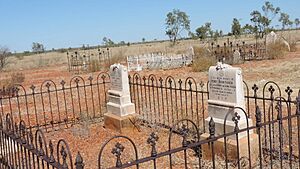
[67,48,112,73]
[127,47,194,71]
[211,41,266,64]
[0,62,299,168]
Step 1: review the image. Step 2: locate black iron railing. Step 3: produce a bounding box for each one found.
[0,72,110,132]
[0,72,299,168]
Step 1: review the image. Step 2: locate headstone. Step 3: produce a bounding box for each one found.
[201,62,258,162]
[104,64,137,133]
[232,50,241,64]
[266,31,278,44]
[107,64,135,116]
[205,62,252,139]
[266,31,290,51]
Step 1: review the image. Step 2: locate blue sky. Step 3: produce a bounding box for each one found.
[0,0,299,52]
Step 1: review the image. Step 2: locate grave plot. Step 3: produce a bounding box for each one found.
[127,47,194,71]
[211,41,267,63]
[67,48,112,74]
[1,55,300,168]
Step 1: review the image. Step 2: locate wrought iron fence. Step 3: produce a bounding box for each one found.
[67,48,111,73]
[0,72,300,168]
[0,113,85,168]
[0,72,110,132]
[96,95,300,168]
[128,73,298,135]
[0,72,298,134]
[210,41,267,62]
[1,91,299,168]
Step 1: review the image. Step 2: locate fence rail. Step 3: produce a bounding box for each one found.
[211,41,267,63]
[0,72,299,168]
[0,72,110,132]
[0,114,80,168]
[1,93,299,168]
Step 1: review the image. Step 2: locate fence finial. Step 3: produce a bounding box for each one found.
[75,152,84,169]
[111,142,125,167]
[252,84,258,94]
[147,132,159,157]
[285,86,293,101]
[232,112,240,132]
[179,124,189,147]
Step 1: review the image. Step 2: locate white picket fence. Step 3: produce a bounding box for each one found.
[127,47,194,71]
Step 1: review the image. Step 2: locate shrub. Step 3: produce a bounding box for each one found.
[266,41,288,59]
[10,72,25,84]
[289,41,297,52]
[0,72,25,96]
[58,48,68,53]
[192,46,216,72]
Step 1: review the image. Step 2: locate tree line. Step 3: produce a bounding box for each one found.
[165,1,300,44]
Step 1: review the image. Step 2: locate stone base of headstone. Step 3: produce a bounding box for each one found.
[106,90,136,116]
[201,133,259,165]
[104,113,138,133]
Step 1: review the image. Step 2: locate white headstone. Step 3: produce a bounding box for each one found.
[232,50,241,64]
[110,64,130,94]
[106,64,135,116]
[205,62,252,139]
[266,31,278,44]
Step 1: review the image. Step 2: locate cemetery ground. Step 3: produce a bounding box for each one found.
[0,43,299,168]
[1,43,299,92]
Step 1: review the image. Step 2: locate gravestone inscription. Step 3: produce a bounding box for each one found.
[206,62,251,138]
[106,64,135,116]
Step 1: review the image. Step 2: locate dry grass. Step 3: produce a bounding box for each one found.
[88,59,101,72]
[192,46,216,72]
[1,30,299,72]
[0,72,25,94]
[289,41,297,52]
[266,41,288,59]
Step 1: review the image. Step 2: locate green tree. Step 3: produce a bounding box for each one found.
[248,1,280,39]
[195,22,211,40]
[209,30,214,38]
[279,12,292,30]
[165,9,190,45]
[102,37,115,46]
[188,32,198,39]
[219,30,223,37]
[142,38,145,42]
[32,42,45,53]
[262,1,280,28]
[231,18,242,38]
[295,18,300,29]
[242,24,255,34]
[119,41,126,45]
[250,10,270,38]
[213,30,221,42]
